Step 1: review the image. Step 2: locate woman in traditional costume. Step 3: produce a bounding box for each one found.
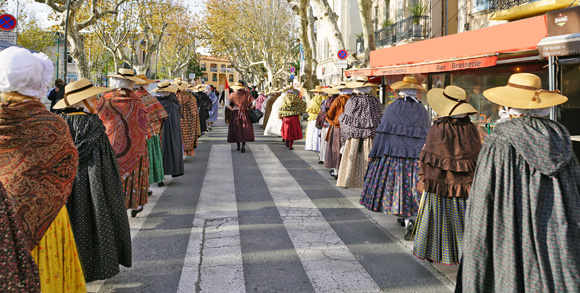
[325,82,353,179]
[258,90,271,126]
[97,68,149,217]
[0,47,85,292]
[412,85,480,265]
[153,81,185,178]
[279,86,307,150]
[318,87,339,164]
[193,86,210,134]
[336,77,382,188]
[264,88,285,137]
[173,80,198,156]
[359,76,430,239]
[134,75,168,187]
[206,85,219,129]
[262,88,281,130]
[304,86,327,151]
[458,73,580,292]
[227,82,255,152]
[54,79,133,282]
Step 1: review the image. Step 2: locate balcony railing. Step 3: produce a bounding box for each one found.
[375,15,430,48]
[489,0,539,13]
[226,68,234,73]
[210,67,218,72]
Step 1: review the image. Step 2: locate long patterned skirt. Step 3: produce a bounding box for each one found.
[360,156,421,217]
[31,206,86,293]
[124,155,149,210]
[147,135,164,184]
[323,126,341,169]
[281,115,303,141]
[304,120,321,151]
[413,192,467,265]
[319,127,330,162]
[337,137,373,188]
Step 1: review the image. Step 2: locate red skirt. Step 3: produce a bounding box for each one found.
[227,110,255,143]
[281,115,303,141]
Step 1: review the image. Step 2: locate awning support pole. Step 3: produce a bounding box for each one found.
[549,56,556,120]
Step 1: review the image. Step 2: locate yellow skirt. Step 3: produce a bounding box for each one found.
[31,206,86,292]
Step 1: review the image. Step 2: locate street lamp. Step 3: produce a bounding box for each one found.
[63,0,72,83]
[53,32,63,80]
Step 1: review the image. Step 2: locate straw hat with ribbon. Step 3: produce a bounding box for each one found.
[390,76,427,91]
[172,80,190,91]
[483,73,567,109]
[230,82,245,90]
[322,87,339,95]
[346,76,379,89]
[151,81,178,93]
[309,85,325,93]
[333,82,348,90]
[427,85,478,117]
[106,68,145,83]
[54,78,110,110]
[136,74,158,85]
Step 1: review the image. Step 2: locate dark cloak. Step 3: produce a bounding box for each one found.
[460,116,580,292]
[157,94,185,176]
[193,92,208,133]
[61,113,132,282]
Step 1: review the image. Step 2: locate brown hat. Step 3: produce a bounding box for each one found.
[107,68,145,83]
[390,76,427,91]
[54,78,110,109]
[151,81,178,93]
[483,73,567,109]
[427,85,478,117]
[136,74,158,85]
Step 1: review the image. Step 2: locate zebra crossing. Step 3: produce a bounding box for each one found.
[90,119,454,293]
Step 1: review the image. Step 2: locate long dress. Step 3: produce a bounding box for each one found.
[412,116,481,265]
[0,99,85,292]
[207,90,219,123]
[157,94,185,177]
[262,93,280,130]
[194,92,210,133]
[324,94,351,169]
[459,116,580,292]
[177,91,198,156]
[61,112,132,282]
[0,183,40,292]
[135,88,168,184]
[258,96,269,126]
[305,94,326,151]
[264,93,285,136]
[279,93,306,142]
[336,93,382,188]
[227,90,255,143]
[359,97,430,217]
[97,89,150,210]
[319,96,337,163]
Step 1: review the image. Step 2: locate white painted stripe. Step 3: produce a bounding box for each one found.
[251,144,381,293]
[177,145,245,293]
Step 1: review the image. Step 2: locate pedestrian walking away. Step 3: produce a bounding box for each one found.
[279,86,307,150]
[227,82,255,152]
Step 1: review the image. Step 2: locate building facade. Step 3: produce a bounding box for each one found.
[198,56,242,91]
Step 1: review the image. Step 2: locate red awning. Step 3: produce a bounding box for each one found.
[353,15,547,76]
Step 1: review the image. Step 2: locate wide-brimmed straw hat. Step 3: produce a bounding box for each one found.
[309,85,324,93]
[333,82,348,90]
[427,85,478,117]
[322,87,339,95]
[151,81,178,93]
[346,76,379,89]
[172,80,190,91]
[230,82,245,90]
[136,74,158,85]
[54,78,110,109]
[107,68,145,83]
[483,73,567,109]
[390,76,427,91]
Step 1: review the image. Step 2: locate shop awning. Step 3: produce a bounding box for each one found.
[348,15,547,77]
[538,33,580,57]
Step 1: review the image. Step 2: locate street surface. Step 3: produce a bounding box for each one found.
[87,108,457,293]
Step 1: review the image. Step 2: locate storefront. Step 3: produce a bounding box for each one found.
[538,5,580,158]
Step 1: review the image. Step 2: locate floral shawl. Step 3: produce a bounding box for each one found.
[0,100,78,250]
[134,88,168,137]
[279,93,306,117]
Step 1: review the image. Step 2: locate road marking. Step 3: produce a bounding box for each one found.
[251,144,381,293]
[177,145,244,293]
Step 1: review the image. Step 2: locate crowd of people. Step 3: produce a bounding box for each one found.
[260,74,580,292]
[0,47,220,291]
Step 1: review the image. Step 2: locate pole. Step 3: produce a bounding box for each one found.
[549,56,556,120]
[55,34,60,80]
[63,0,72,83]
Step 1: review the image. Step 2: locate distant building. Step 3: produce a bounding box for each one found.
[198,56,242,91]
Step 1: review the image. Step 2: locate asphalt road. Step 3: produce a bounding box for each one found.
[88,107,457,293]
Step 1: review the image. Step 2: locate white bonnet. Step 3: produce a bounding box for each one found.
[0,47,54,99]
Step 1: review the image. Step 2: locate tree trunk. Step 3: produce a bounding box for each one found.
[297,0,319,95]
[307,6,318,70]
[357,0,375,68]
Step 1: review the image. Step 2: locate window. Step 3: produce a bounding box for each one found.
[212,74,218,82]
[385,0,390,21]
[229,74,234,82]
[210,64,218,72]
[202,73,208,82]
[396,0,404,22]
[221,65,226,72]
[67,52,74,64]
[472,0,489,13]
[200,62,206,71]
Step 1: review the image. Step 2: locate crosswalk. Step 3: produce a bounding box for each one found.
[90,121,454,292]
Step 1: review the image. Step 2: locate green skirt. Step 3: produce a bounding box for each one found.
[148,134,164,183]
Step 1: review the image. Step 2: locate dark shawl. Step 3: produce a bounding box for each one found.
[193,92,208,133]
[0,100,78,250]
[262,93,280,130]
[61,113,132,282]
[0,184,40,292]
[461,116,580,292]
[368,98,430,159]
[419,116,481,198]
[338,93,382,143]
[157,94,184,176]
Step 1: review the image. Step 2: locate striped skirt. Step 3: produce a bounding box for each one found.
[359,156,421,217]
[337,137,373,188]
[147,134,164,184]
[413,192,466,265]
[319,127,330,162]
[323,126,341,169]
